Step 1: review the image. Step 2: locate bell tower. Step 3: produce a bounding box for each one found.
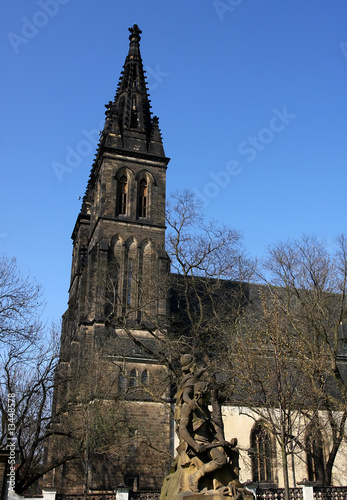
[47,25,172,494]
[68,23,170,328]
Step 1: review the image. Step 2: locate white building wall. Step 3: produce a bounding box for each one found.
[223,406,347,488]
[172,404,347,487]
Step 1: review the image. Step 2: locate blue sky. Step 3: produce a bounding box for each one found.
[1,1,347,324]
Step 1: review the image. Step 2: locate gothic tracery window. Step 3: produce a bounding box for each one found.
[251,423,274,483]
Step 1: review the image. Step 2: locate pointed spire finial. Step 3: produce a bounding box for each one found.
[129,24,142,43]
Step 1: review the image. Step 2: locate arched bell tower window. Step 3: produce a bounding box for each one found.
[250,422,274,484]
[118,175,128,215]
[138,178,148,218]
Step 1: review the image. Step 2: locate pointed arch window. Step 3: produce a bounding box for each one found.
[123,239,138,316]
[105,253,119,317]
[127,259,132,306]
[251,423,273,483]
[124,473,139,490]
[141,369,149,385]
[138,178,148,218]
[130,369,137,388]
[118,373,126,392]
[118,175,128,215]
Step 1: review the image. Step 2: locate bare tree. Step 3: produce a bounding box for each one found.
[0,257,74,494]
[230,293,316,500]
[99,198,347,491]
[0,322,64,493]
[165,191,256,422]
[262,235,347,486]
[48,322,173,496]
[103,190,256,431]
[59,365,132,499]
[0,255,44,349]
[230,235,347,493]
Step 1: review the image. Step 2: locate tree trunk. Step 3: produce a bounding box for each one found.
[281,443,290,500]
[280,420,290,500]
[325,440,341,486]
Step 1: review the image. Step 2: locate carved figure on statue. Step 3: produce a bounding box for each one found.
[174,354,207,425]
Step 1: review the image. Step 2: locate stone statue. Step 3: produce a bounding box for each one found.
[161,359,253,500]
[179,381,237,492]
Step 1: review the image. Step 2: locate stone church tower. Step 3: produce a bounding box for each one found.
[69,23,169,331]
[46,25,172,494]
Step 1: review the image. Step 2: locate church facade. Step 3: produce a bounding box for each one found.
[44,25,347,496]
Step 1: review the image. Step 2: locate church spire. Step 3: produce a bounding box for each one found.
[100,24,164,154]
[80,24,168,218]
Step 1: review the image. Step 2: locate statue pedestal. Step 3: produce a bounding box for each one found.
[160,453,254,500]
